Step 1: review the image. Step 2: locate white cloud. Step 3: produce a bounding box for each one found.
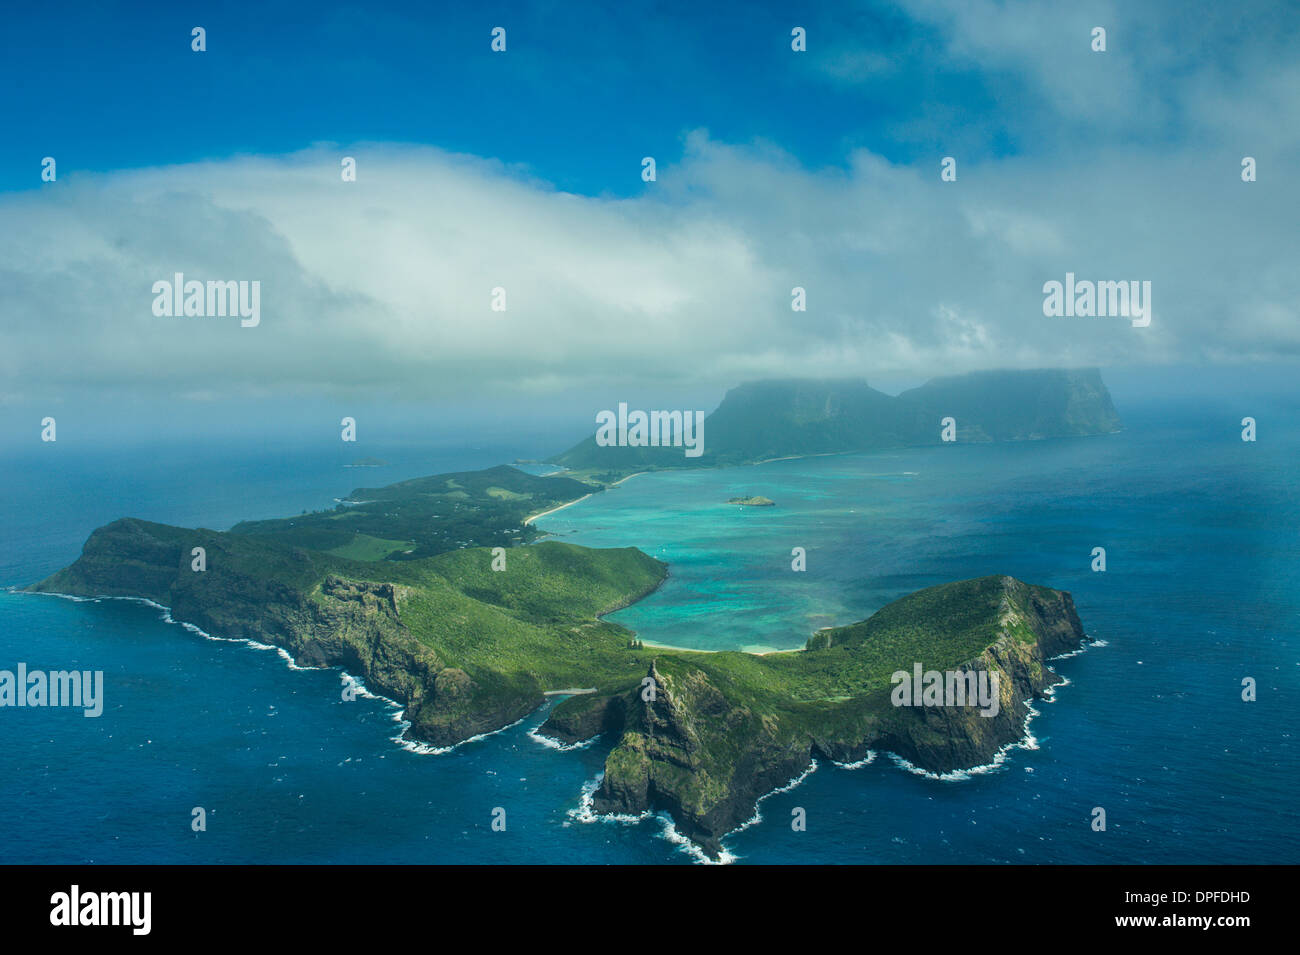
[0,131,1295,407]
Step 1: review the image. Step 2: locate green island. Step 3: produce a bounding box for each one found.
[729,495,775,506]
[551,367,1122,484]
[29,369,1112,858]
[232,465,593,561]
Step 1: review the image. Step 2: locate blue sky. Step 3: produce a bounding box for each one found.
[1,2,937,193]
[0,0,1148,193]
[1,0,1297,440]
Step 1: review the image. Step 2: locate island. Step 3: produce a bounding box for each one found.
[550,367,1122,481]
[346,457,388,467]
[28,458,1088,859]
[729,496,775,506]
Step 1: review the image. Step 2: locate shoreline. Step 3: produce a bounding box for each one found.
[636,638,802,656]
[608,471,647,487]
[15,587,559,757]
[525,467,825,658]
[524,493,593,526]
[18,451,1102,863]
[523,470,647,526]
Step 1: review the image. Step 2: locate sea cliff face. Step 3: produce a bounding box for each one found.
[586,662,814,853]
[31,507,1088,860]
[881,577,1084,774]
[29,517,659,748]
[551,368,1122,472]
[547,576,1088,857]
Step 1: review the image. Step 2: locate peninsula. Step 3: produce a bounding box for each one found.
[31,474,1086,858]
[29,371,1111,857]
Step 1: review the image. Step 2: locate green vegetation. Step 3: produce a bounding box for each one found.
[550,369,1122,473]
[230,464,596,560]
[580,574,1084,854]
[29,453,1087,859]
[326,533,414,561]
[728,495,774,506]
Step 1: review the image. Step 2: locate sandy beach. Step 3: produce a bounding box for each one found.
[524,494,593,526]
[524,471,648,525]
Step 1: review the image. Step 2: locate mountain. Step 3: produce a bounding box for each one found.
[30,483,1086,857]
[541,574,1088,856]
[893,368,1123,442]
[26,375,1106,858]
[549,368,1121,474]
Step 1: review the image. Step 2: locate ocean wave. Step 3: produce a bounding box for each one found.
[886,700,1045,781]
[568,774,651,825]
[27,591,328,671]
[339,671,387,702]
[1049,636,1109,661]
[1041,675,1071,700]
[390,711,530,756]
[832,751,877,770]
[18,589,98,602]
[657,813,736,865]
[155,604,322,672]
[724,758,820,840]
[22,588,534,756]
[526,726,599,751]
[566,775,737,865]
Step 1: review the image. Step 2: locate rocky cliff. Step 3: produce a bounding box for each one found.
[32,515,1088,861]
[545,576,1088,857]
[550,368,1122,471]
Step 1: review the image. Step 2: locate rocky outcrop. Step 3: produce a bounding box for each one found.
[568,577,1089,858]
[27,518,541,748]
[870,635,1045,774]
[587,661,812,856]
[551,369,1123,470]
[538,693,626,744]
[873,577,1084,773]
[31,516,1091,862]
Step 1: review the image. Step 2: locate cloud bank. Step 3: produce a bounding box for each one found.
[2,2,1297,406]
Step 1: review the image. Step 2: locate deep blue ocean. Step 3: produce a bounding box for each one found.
[1,401,1296,864]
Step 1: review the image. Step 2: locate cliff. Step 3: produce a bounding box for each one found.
[30,516,668,747]
[545,575,1087,857]
[29,470,1089,860]
[549,368,1121,473]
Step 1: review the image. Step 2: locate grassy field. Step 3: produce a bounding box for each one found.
[325,533,414,561]
[230,464,598,560]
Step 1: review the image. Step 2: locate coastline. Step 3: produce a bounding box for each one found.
[522,470,646,526]
[634,637,801,656]
[16,587,553,758]
[524,493,593,526]
[609,471,647,487]
[524,469,831,657]
[21,449,1101,863]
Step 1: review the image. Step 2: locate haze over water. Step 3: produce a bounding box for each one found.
[1,398,1295,863]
